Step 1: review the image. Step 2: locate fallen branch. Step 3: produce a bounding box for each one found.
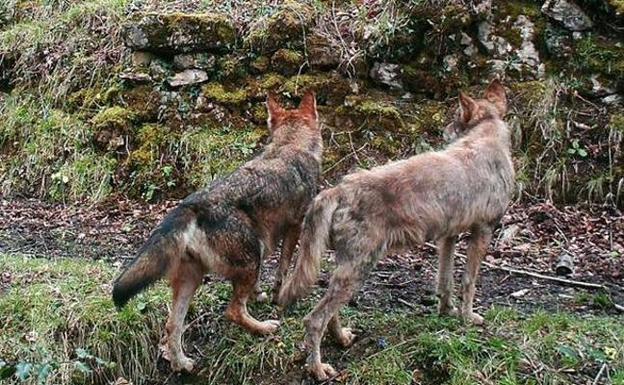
[592,363,607,385]
[423,242,606,290]
[482,261,606,290]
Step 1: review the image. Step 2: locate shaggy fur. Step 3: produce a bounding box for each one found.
[112,92,322,372]
[278,80,514,380]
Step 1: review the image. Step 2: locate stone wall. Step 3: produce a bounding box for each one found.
[0,0,622,205]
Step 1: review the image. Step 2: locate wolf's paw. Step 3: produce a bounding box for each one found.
[337,327,356,348]
[438,305,459,317]
[307,362,337,381]
[170,356,195,373]
[258,319,281,334]
[159,340,171,361]
[255,291,269,303]
[463,312,484,325]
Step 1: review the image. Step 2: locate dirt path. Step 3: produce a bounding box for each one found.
[1,197,622,315]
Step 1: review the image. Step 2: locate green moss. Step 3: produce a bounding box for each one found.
[412,101,448,134]
[91,106,136,132]
[498,1,542,19]
[218,54,247,80]
[510,80,548,108]
[271,48,304,75]
[282,72,351,104]
[127,12,236,54]
[608,0,624,13]
[244,1,316,52]
[609,113,624,134]
[118,85,161,122]
[574,36,624,77]
[125,124,181,201]
[335,96,404,132]
[250,55,270,74]
[202,82,249,106]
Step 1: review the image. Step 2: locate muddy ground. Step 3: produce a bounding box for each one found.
[1,197,622,317]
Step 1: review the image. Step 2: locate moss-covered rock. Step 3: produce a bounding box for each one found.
[244,73,287,100]
[91,106,137,150]
[334,95,405,132]
[201,82,249,106]
[124,12,236,54]
[217,54,248,80]
[282,72,352,105]
[271,49,305,76]
[249,55,271,74]
[306,33,341,70]
[245,1,316,53]
[118,85,161,122]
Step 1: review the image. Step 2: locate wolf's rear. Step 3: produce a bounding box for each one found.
[112,207,190,308]
[277,188,341,306]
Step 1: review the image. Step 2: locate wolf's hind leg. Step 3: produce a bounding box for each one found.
[162,259,203,372]
[436,236,458,316]
[225,269,280,334]
[303,248,380,381]
[461,225,492,325]
[272,225,300,303]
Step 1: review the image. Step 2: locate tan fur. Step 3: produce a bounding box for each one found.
[279,80,514,380]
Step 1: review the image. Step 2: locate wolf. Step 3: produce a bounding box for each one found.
[277,80,514,380]
[112,91,322,372]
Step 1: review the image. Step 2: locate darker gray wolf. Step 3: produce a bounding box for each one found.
[112,91,322,372]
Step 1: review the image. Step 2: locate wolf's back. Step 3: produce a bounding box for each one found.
[112,207,190,308]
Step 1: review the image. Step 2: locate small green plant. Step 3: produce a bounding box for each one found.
[567,139,588,158]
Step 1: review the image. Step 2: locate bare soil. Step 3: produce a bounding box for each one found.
[1,197,622,317]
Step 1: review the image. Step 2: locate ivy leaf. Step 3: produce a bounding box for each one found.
[74,361,92,375]
[577,148,588,157]
[75,348,90,360]
[15,362,32,381]
[37,363,53,384]
[136,301,147,312]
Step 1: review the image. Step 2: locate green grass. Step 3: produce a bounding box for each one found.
[1,253,623,384]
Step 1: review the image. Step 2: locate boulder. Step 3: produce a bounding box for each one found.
[245,2,316,53]
[271,49,304,76]
[541,0,593,31]
[167,69,209,87]
[369,62,403,89]
[124,12,236,54]
[173,53,216,70]
[307,33,341,70]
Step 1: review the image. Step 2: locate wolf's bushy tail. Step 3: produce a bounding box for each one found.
[277,188,341,307]
[112,208,188,308]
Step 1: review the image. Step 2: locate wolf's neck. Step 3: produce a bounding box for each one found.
[262,141,322,163]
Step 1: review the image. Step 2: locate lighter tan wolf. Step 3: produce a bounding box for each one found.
[277,80,514,380]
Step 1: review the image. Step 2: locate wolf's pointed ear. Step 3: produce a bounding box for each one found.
[298,91,318,123]
[266,93,284,130]
[459,92,478,124]
[485,79,507,116]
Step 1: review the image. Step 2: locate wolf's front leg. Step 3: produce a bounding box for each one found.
[225,270,280,334]
[461,225,492,325]
[162,260,203,372]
